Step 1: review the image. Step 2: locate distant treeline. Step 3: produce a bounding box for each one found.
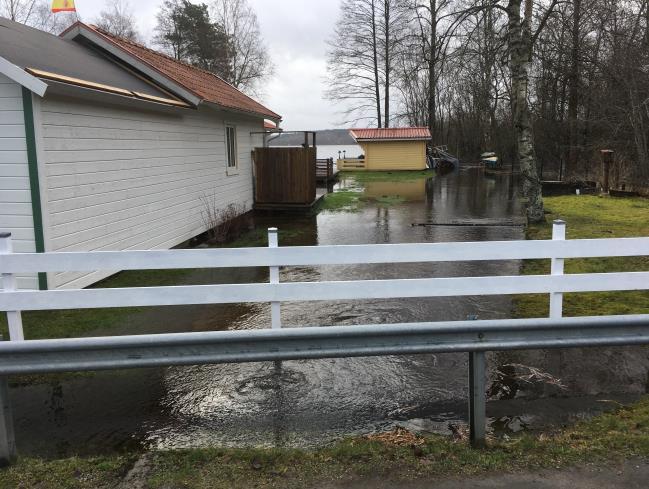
[269,130,357,147]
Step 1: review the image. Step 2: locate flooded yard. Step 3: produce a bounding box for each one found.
[9,167,649,457]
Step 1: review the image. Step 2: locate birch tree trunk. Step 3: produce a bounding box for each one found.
[508,0,544,223]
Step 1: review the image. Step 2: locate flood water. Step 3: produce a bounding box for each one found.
[10,167,649,457]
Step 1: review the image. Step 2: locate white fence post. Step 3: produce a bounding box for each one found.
[0,233,24,341]
[550,220,566,319]
[268,228,281,329]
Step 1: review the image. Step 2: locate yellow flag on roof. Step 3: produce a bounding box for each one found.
[52,0,76,13]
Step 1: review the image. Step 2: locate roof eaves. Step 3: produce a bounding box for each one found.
[355,137,432,142]
[61,24,202,107]
[0,55,48,97]
[87,26,281,120]
[356,136,431,141]
[203,100,281,122]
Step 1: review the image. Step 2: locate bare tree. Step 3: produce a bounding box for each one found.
[210,0,273,95]
[0,0,37,23]
[412,0,462,136]
[94,0,140,42]
[326,0,409,127]
[1,0,76,34]
[326,0,383,126]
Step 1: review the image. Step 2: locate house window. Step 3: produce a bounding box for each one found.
[226,125,238,170]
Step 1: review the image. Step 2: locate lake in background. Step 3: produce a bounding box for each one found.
[268,144,363,161]
[317,144,363,160]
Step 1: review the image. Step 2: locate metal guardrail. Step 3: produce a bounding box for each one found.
[1,222,649,464]
[1,315,648,375]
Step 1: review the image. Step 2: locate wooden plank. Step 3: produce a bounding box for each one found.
[2,272,649,311]
[1,238,649,273]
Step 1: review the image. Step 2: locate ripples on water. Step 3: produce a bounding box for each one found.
[11,167,649,457]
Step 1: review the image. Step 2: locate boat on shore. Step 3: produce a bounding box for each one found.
[429,145,459,172]
[481,152,500,168]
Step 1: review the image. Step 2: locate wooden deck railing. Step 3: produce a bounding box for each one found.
[316,158,334,180]
[337,158,366,170]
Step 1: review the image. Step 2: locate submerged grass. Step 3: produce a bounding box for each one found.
[319,170,433,212]
[341,170,434,183]
[4,397,649,488]
[514,195,649,318]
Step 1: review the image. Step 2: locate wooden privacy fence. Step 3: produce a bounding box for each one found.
[253,147,316,205]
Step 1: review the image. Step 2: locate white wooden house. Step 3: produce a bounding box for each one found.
[0,18,281,290]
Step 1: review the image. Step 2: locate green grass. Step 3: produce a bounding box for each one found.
[0,453,137,489]
[4,397,649,488]
[318,189,365,212]
[514,195,649,318]
[0,268,191,342]
[0,226,312,344]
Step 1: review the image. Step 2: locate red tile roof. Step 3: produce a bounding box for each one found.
[75,24,280,120]
[350,127,432,141]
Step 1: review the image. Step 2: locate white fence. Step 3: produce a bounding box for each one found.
[2,221,649,341]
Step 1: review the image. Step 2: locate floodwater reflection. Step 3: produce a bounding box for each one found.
[10,167,649,457]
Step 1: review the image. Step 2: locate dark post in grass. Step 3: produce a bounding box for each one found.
[600,149,614,194]
[0,374,15,467]
[469,352,487,448]
[467,314,487,448]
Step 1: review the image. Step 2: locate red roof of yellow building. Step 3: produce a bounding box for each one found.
[350,127,432,141]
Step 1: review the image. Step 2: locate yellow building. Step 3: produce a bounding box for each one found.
[339,127,432,171]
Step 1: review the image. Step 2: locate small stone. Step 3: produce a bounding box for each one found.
[251,458,263,470]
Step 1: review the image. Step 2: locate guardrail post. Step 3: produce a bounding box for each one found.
[268,228,281,329]
[550,220,566,319]
[0,372,15,466]
[469,351,486,448]
[0,233,25,341]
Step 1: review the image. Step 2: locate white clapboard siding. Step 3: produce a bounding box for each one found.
[0,73,38,289]
[40,95,263,289]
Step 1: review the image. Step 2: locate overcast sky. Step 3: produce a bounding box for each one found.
[72,0,342,130]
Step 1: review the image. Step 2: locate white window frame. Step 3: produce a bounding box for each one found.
[225,123,239,175]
